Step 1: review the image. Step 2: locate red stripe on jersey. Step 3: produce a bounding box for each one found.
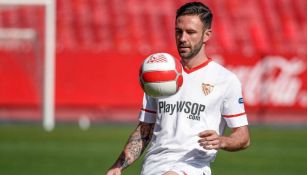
[141,108,157,114]
[183,58,212,74]
[223,112,246,118]
[142,70,177,82]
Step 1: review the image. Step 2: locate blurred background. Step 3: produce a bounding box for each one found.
[0,0,307,175]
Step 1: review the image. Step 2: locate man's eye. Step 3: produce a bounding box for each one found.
[187,31,196,34]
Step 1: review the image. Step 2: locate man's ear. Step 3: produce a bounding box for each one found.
[203,28,212,43]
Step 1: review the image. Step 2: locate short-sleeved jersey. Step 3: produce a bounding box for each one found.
[139,59,248,175]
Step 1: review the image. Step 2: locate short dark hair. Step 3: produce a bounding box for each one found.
[176,2,213,29]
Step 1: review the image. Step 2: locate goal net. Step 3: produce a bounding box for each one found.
[0,0,56,131]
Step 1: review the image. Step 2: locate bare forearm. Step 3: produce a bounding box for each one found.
[219,135,249,151]
[111,122,154,170]
[114,132,147,169]
[198,126,250,152]
[220,126,250,151]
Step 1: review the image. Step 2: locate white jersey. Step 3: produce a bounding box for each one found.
[139,59,248,175]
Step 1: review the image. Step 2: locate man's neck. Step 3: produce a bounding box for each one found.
[182,53,208,70]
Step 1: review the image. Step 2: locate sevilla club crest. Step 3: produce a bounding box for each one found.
[202,83,214,96]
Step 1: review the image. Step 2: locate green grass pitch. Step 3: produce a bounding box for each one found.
[0,123,307,175]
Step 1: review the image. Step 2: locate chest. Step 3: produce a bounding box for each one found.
[156,70,229,116]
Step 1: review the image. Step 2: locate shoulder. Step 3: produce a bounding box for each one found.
[208,61,240,82]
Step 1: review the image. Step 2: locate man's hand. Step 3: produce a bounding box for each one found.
[106,167,121,175]
[198,130,221,150]
[199,126,250,151]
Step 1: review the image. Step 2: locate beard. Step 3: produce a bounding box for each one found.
[177,36,204,59]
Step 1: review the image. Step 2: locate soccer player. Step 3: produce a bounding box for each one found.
[106,2,250,175]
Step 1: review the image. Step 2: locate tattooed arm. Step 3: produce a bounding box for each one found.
[106,122,155,175]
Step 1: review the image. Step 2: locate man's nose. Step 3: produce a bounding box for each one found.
[179,32,188,42]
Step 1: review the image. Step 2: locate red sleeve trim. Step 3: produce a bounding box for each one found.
[141,108,157,114]
[223,112,246,118]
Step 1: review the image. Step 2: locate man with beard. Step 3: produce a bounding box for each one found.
[106,2,250,175]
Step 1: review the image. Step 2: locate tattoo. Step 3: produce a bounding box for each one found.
[118,152,129,169]
[126,123,153,160]
[117,122,154,169]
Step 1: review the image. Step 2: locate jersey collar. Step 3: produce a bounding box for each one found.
[183,58,212,74]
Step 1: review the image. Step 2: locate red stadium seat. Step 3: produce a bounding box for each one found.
[0,0,305,55]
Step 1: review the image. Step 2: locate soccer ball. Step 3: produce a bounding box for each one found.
[139,53,183,98]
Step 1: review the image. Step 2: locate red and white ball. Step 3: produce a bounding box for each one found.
[139,53,183,98]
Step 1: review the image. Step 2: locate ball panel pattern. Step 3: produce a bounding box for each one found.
[140,53,183,98]
[142,70,177,83]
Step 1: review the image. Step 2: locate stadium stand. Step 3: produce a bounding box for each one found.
[0,0,306,55]
[0,0,306,122]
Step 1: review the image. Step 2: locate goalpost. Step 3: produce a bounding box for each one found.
[0,0,56,131]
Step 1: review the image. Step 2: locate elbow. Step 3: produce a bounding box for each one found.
[242,127,251,150]
[242,137,251,150]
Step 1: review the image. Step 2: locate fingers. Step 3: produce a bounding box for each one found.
[198,130,216,137]
[199,133,219,141]
[198,139,219,149]
[198,130,219,142]
[198,139,219,145]
[198,130,220,150]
